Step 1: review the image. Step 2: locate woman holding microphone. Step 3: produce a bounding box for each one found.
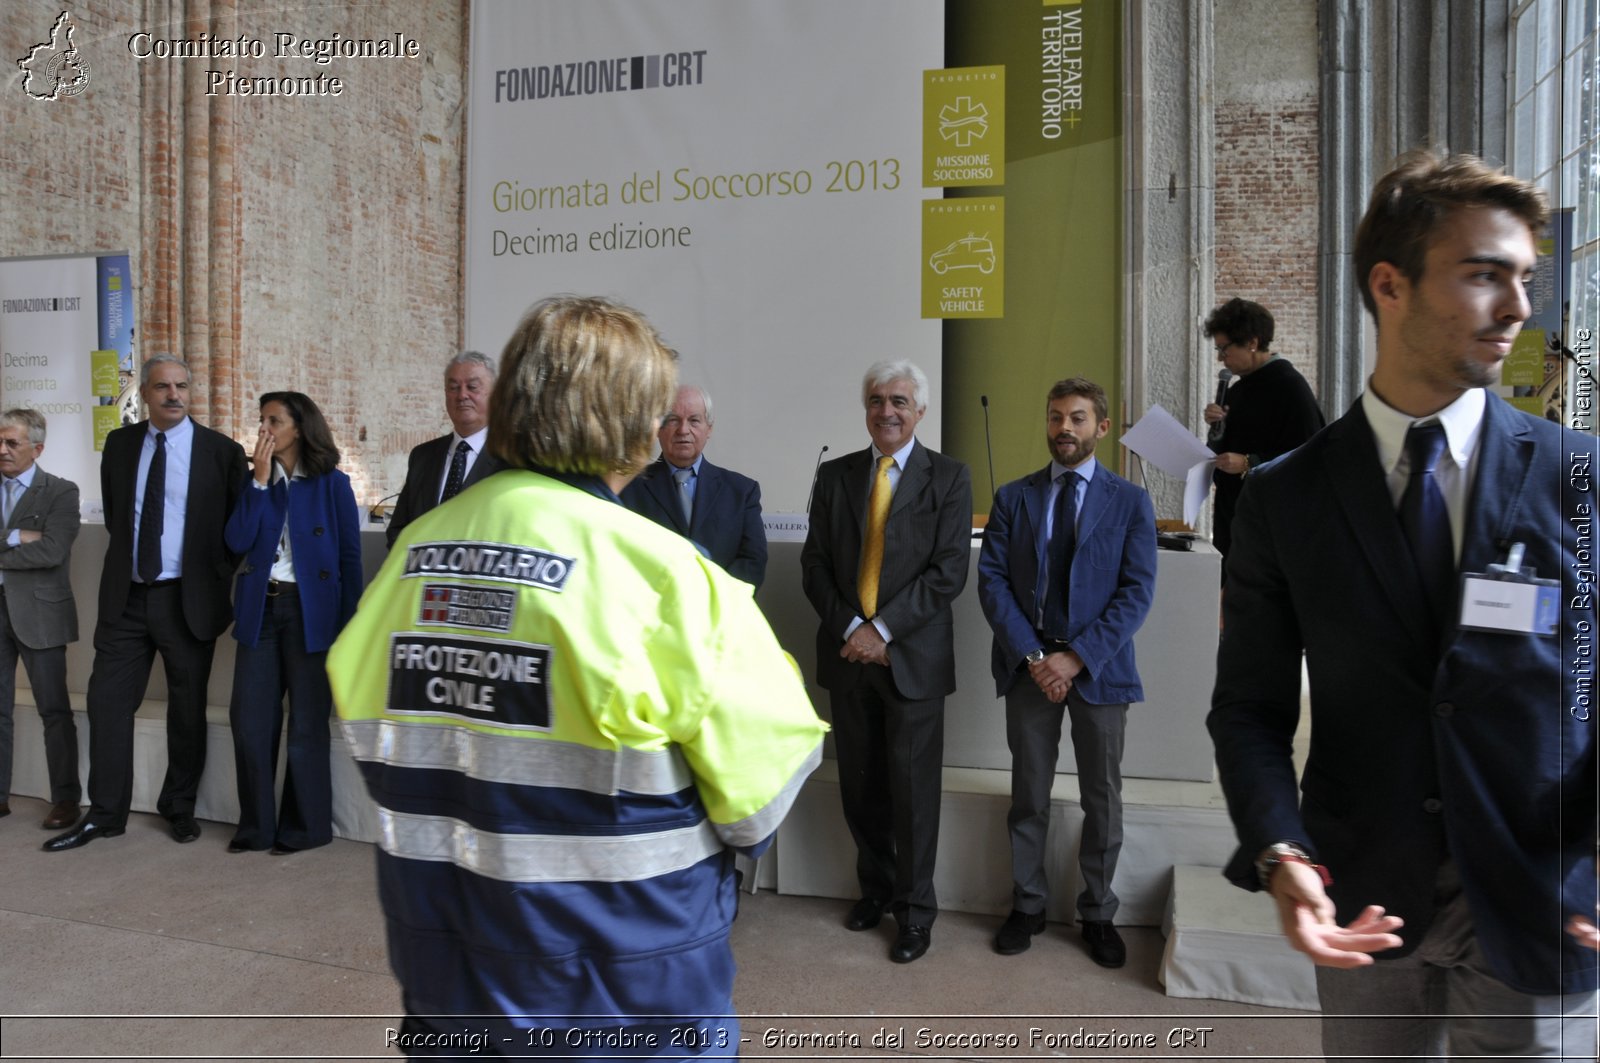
[224,392,362,854]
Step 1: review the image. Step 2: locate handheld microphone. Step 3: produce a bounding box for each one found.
[1207,368,1233,444]
[980,395,996,505]
[369,492,400,523]
[805,445,829,514]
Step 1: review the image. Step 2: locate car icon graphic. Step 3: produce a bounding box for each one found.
[929,233,995,275]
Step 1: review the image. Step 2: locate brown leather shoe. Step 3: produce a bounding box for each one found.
[42,800,81,830]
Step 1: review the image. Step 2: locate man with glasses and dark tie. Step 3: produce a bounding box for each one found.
[45,354,246,851]
[1209,151,1597,1057]
[622,384,768,589]
[386,351,505,548]
[977,377,1156,969]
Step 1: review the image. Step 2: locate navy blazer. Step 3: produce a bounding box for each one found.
[801,441,972,702]
[98,419,247,641]
[977,461,1157,704]
[224,468,363,652]
[621,457,768,589]
[1209,394,1598,995]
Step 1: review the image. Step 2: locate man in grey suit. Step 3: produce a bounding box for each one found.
[0,408,82,830]
[386,351,505,547]
[801,360,972,964]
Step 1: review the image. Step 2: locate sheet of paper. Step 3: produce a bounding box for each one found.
[1184,463,1215,526]
[1122,404,1216,480]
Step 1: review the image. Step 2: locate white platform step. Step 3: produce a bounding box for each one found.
[1160,864,1319,1010]
[776,760,1239,927]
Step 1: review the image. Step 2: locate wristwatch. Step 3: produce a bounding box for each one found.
[1255,841,1330,889]
[1024,648,1046,665]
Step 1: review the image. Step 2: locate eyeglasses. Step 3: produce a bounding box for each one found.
[0,439,37,451]
[1213,342,1234,355]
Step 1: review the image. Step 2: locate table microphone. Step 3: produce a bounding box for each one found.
[805,445,828,514]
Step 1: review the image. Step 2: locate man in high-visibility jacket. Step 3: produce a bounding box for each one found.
[329,295,827,1057]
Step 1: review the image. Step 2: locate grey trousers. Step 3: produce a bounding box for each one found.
[1004,682,1126,922]
[1317,862,1599,1062]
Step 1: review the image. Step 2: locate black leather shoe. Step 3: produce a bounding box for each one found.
[42,820,125,852]
[270,842,302,856]
[168,813,200,844]
[1080,920,1126,968]
[844,897,886,931]
[889,924,931,964]
[226,839,251,854]
[993,909,1046,955]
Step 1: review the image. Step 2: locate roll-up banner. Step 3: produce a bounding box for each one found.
[0,252,134,517]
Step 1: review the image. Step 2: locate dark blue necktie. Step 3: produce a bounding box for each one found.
[1040,471,1079,637]
[137,431,166,584]
[441,439,470,503]
[1399,422,1455,632]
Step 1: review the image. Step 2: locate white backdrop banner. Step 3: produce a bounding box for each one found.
[0,254,101,514]
[466,0,944,508]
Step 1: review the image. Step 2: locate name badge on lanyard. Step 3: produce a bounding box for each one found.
[1458,542,1559,637]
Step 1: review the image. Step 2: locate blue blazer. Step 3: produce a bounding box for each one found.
[224,468,363,652]
[1209,395,1598,995]
[977,462,1157,704]
[622,457,768,589]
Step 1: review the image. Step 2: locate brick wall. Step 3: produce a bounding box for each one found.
[1212,0,1323,397]
[1213,94,1321,380]
[1,0,468,507]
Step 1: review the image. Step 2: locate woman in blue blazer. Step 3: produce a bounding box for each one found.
[223,392,363,853]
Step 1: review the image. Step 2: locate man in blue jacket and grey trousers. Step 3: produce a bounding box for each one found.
[977,376,1156,969]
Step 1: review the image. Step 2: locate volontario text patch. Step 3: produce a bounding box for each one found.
[388,633,552,730]
[417,583,516,632]
[403,540,574,591]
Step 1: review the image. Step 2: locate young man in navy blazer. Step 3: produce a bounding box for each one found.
[1209,151,1598,1056]
[622,384,767,589]
[977,377,1156,968]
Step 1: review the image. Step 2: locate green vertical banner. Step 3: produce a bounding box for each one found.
[935,0,1121,502]
[90,348,120,451]
[923,198,1005,318]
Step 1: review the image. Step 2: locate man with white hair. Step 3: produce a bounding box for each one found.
[622,384,767,589]
[802,360,972,964]
[386,351,505,547]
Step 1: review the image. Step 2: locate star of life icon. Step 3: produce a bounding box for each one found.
[938,97,989,148]
[18,11,92,101]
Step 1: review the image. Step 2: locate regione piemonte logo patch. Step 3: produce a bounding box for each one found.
[18,11,91,101]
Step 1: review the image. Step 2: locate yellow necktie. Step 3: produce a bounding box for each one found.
[857,454,894,619]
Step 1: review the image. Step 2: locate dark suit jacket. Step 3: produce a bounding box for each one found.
[1208,394,1598,995]
[0,466,81,649]
[977,462,1156,703]
[386,434,505,547]
[621,457,768,588]
[224,469,363,652]
[801,441,972,702]
[98,419,247,641]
